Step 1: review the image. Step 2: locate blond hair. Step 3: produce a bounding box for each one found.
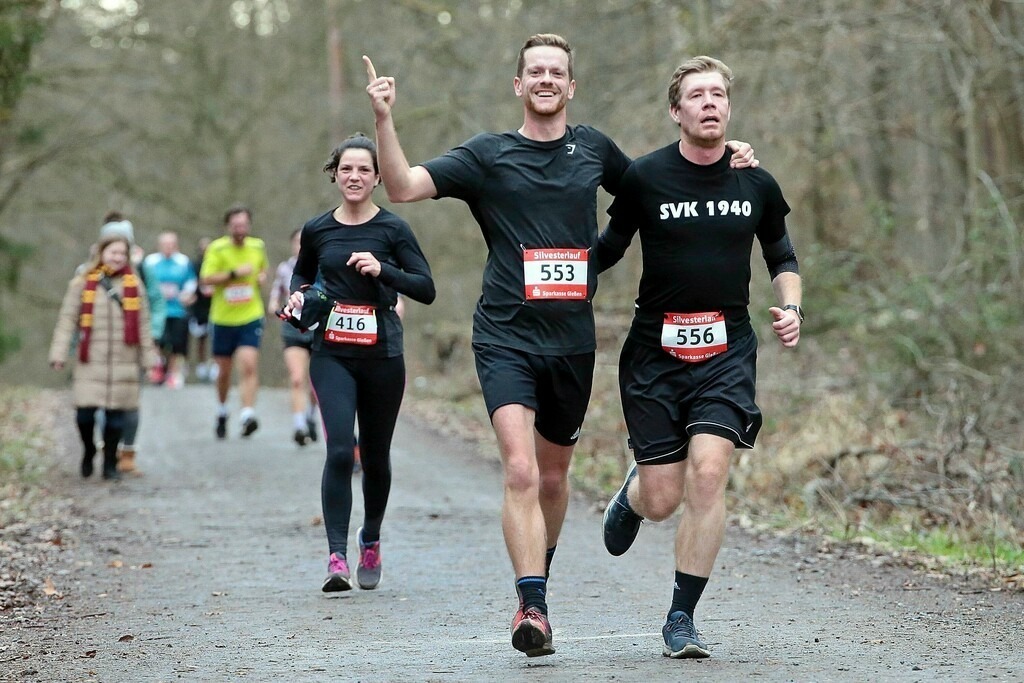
[668,56,733,106]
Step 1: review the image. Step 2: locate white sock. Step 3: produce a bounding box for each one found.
[293,412,307,430]
[239,406,256,422]
[217,404,229,418]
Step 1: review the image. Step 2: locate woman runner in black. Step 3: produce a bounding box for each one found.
[285,133,435,592]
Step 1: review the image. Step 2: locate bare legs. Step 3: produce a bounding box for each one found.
[628,434,733,575]
[492,404,573,579]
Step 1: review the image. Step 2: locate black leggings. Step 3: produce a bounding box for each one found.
[310,353,405,559]
[76,407,125,473]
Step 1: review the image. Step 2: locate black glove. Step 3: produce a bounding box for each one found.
[276,285,331,332]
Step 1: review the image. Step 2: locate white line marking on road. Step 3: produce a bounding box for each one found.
[435,632,662,646]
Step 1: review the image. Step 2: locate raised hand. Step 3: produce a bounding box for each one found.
[364,55,396,119]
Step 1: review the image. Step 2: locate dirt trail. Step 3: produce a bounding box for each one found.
[4,385,1022,682]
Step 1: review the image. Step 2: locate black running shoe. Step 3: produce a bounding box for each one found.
[306,415,318,442]
[603,463,643,556]
[662,611,710,658]
[241,416,259,437]
[293,429,309,446]
[215,415,227,439]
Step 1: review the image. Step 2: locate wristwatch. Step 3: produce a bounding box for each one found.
[782,304,804,323]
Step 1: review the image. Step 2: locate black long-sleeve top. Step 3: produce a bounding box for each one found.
[291,206,435,358]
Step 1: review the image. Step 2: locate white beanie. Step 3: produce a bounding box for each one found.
[99,219,135,243]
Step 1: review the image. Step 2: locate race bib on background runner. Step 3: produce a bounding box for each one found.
[159,282,181,302]
[324,303,378,345]
[223,284,254,304]
[523,247,589,300]
[661,311,727,362]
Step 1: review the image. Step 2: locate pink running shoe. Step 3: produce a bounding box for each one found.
[322,552,352,592]
[356,527,382,590]
[511,604,555,657]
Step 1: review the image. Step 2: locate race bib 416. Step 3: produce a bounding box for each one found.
[324,303,378,345]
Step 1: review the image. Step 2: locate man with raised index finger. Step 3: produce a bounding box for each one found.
[363,36,756,657]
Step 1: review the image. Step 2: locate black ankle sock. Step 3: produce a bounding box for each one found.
[360,528,380,544]
[516,576,548,615]
[670,571,709,619]
[544,546,556,579]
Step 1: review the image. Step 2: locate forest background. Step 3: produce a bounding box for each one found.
[1,0,1022,578]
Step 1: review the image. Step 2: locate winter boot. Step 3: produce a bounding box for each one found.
[117,446,139,475]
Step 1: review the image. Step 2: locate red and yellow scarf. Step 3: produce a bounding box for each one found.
[78,265,141,363]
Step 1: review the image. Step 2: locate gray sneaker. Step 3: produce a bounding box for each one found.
[662,611,710,658]
[602,463,643,556]
[355,527,382,590]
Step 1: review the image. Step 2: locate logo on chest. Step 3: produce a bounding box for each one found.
[659,200,753,220]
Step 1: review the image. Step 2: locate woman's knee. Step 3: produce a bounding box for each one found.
[324,443,355,474]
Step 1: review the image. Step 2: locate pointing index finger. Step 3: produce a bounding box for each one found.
[362,55,377,83]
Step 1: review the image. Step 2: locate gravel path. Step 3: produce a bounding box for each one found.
[4,385,1022,682]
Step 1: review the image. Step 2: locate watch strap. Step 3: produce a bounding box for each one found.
[782,304,803,322]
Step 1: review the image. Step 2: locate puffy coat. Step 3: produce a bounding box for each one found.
[48,273,159,410]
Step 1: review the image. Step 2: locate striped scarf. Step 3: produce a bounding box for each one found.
[78,265,141,363]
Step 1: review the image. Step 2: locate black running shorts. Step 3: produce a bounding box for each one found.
[473,342,595,447]
[618,331,762,464]
[160,317,190,356]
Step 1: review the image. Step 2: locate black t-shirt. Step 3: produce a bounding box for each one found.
[605,143,791,347]
[291,207,434,358]
[422,125,630,355]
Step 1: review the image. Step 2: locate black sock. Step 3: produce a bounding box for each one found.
[670,571,709,619]
[360,527,380,545]
[516,576,548,615]
[544,546,556,580]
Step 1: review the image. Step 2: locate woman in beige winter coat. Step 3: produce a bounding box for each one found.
[49,234,158,480]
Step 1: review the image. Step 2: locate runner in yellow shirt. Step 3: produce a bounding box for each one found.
[199,205,270,439]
